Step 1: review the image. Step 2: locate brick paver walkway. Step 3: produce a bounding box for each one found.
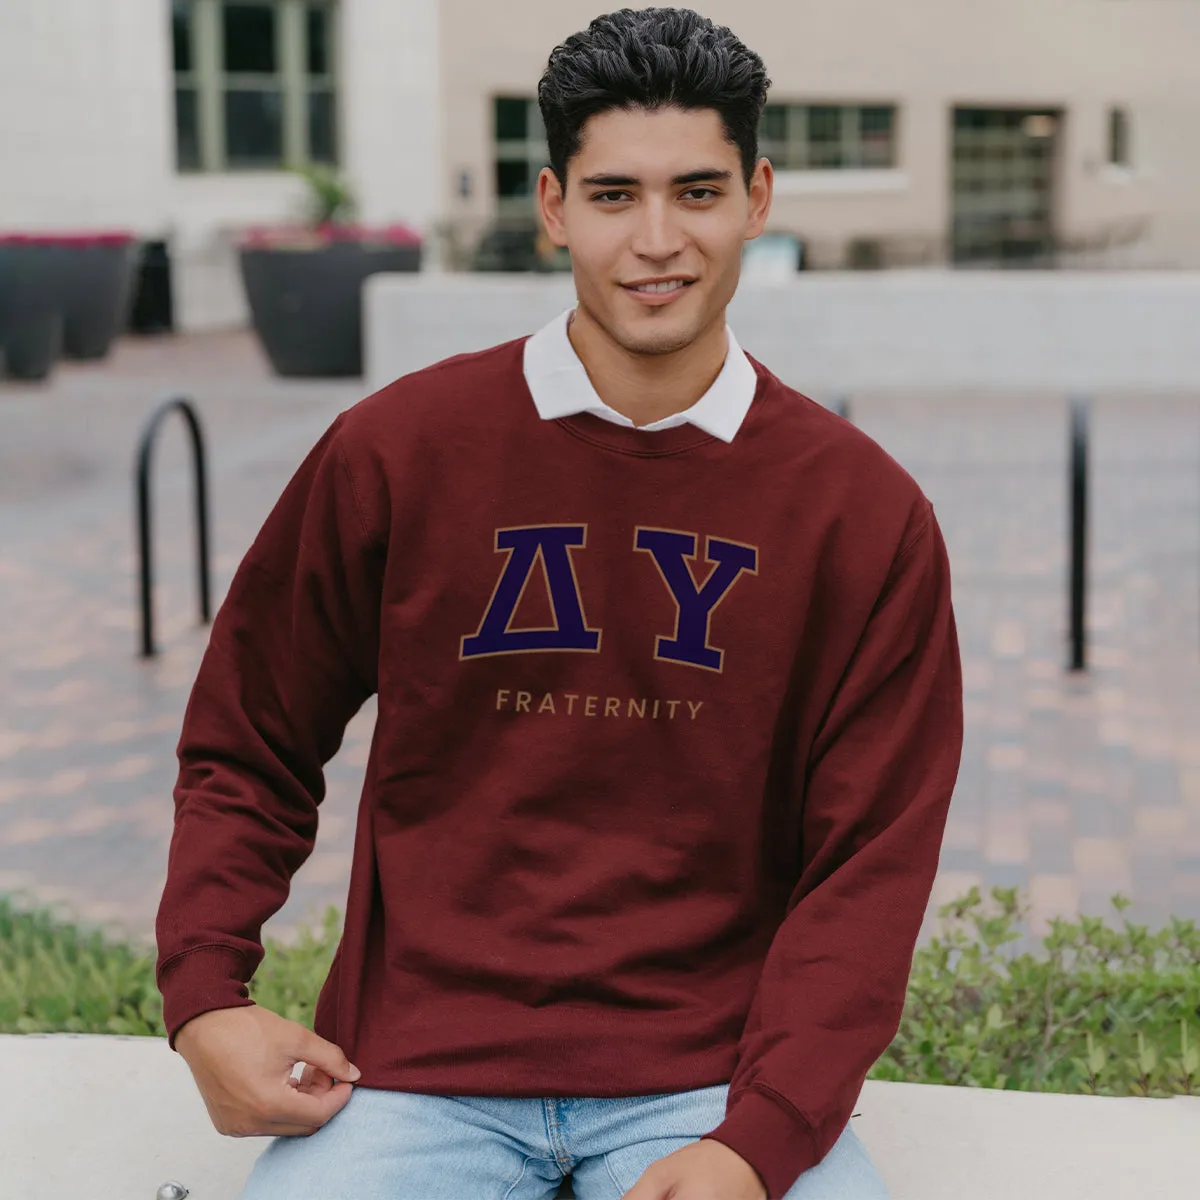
[2,331,1199,959]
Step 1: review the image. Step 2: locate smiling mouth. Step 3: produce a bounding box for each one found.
[623,280,695,295]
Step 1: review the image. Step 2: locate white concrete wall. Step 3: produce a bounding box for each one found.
[364,272,1200,395]
[0,0,174,235]
[3,1034,1198,1200]
[341,0,441,232]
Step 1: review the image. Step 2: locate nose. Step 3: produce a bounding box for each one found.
[629,194,687,263]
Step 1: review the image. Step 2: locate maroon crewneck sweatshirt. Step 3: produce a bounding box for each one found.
[155,333,963,1198]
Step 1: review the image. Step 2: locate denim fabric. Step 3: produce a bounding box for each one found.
[240,1081,890,1199]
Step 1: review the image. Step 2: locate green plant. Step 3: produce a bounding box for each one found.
[294,162,357,227]
[869,885,1200,1096]
[0,897,163,1035]
[1,886,1196,1099]
[246,904,342,1025]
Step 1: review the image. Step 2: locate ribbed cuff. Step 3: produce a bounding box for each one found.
[700,1087,820,1200]
[157,944,255,1050]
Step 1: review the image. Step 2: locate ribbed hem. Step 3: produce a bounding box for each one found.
[700,1086,819,1200]
[157,944,254,1051]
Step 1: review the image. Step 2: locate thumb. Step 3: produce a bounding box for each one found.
[296,1029,361,1083]
[620,1170,669,1200]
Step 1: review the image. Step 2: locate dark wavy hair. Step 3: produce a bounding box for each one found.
[537,7,771,192]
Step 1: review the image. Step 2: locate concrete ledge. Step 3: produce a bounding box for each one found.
[363,271,1200,395]
[3,1033,1198,1199]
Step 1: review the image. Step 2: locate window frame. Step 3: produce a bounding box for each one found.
[172,0,339,174]
[759,103,899,171]
[172,1,202,169]
[493,96,549,217]
[487,97,902,215]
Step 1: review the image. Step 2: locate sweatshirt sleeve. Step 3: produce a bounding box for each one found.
[700,501,963,1199]
[154,415,384,1050]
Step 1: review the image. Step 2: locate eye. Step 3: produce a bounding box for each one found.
[684,188,718,201]
[591,190,628,203]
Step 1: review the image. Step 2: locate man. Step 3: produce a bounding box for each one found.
[155,8,963,1199]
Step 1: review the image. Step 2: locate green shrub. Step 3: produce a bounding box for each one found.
[1,886,1196,1096]
[869,885,1199,1096]
[245,904,342,1025]
[0,897,163,1036]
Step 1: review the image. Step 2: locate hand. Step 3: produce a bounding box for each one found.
[619,1138,769,1200]
[174,1003,361,1137]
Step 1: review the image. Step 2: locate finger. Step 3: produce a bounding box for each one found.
[305,1062,334,1086]
[297,1064,335,1095]
[619,1169,667,1200]
[296,1031,361,1084]
[269,1078,355,1128]
[282,1063,332,1095]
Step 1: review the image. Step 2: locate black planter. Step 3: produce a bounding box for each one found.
[128,240,175,334]
[239,240,421,377]
[51,237,139,359]
[4,311,63,379]
[0,242,62,382]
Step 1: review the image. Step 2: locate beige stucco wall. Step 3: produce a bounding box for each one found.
[436,0,1200,266]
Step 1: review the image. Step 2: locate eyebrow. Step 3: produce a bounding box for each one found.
[577,168,734,187]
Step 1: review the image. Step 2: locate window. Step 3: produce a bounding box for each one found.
[173,2,201,169]
[171,0,338,172]
[488,97,900,209]
[493,97,549,216]
[759,104,897,170]
[222,3,282,166]
[1108,107,1130,167]
[305,4,337,163]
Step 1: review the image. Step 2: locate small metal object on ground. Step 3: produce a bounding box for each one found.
[134,393,212,658]
[156,1183,189,1199]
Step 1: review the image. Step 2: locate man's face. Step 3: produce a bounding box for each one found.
[538,104,773,357]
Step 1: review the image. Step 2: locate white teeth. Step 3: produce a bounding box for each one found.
[633,280,687,293]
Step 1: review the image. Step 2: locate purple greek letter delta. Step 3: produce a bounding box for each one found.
[460,525,602,659]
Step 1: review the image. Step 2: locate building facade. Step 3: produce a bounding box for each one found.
[1,0,1198,331]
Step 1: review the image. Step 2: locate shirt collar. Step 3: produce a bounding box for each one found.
[522,306,758,443]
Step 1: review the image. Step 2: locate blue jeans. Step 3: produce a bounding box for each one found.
[239,1081,891,1199]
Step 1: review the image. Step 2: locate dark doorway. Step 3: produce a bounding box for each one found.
[951,107,1061,266]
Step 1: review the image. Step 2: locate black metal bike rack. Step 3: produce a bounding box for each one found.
[832,390,1091,672]
[135,395,212,658]
[1068,394,1090,672]
[125,387,1098,671]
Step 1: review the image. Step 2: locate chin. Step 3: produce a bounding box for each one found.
[624,330,696,356]
[613,313,706,357]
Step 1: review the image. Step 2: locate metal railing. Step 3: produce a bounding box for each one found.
[125,390,1100,672]
[135,395,212,658]
[1068,396,1090,671]
[831,392,1091,672]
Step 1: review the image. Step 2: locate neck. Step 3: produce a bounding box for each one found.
[566,304,728,427]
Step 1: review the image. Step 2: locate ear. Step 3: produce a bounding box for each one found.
[745,157,774,239]
[538,167,569,247]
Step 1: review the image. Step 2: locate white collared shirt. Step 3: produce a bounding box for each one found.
[522,306,758,443]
